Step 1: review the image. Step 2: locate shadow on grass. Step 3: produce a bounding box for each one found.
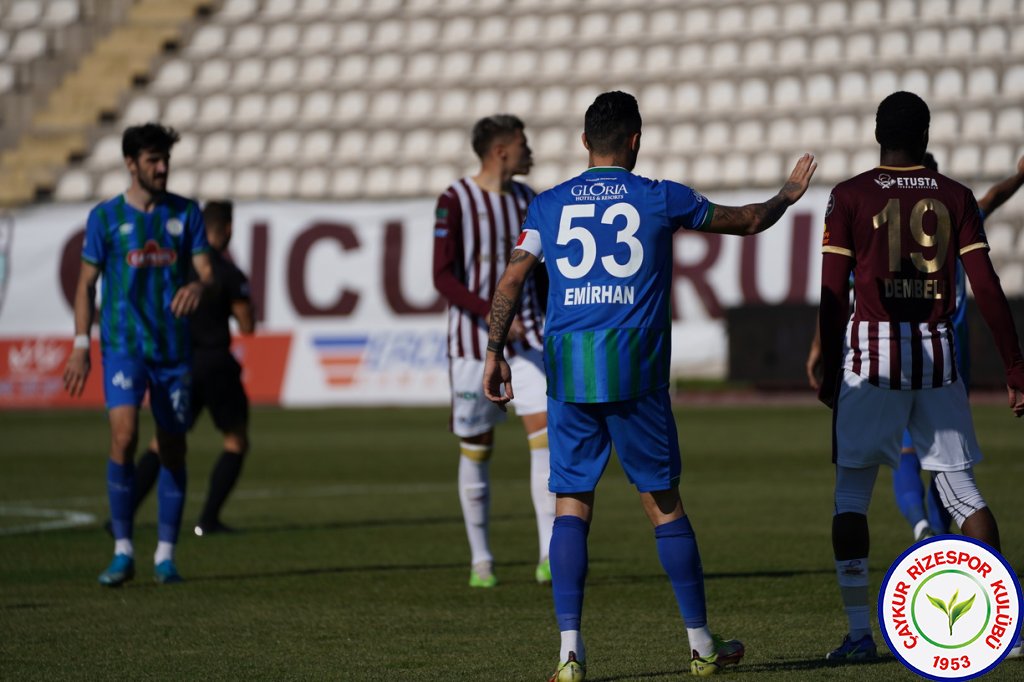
[589,656,894,681]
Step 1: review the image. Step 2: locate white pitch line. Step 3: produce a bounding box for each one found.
[0,507,97,536]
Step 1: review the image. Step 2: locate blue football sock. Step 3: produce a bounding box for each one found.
[927,476,952,534]
[107,459,135,541]
[655,515,707,628]
[157,464,187,544]
[893,452,927,528]
[550,515,589,632]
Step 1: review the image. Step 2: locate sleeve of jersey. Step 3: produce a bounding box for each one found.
[961,249,1024,375]
[821,188,854,259]
[81,208,105,265]
[188,202,210,255]
[514,203,543,259]
[957,193,989,257]
[432,191,490,317]
[229,266,251,302]
[664,181,712,231]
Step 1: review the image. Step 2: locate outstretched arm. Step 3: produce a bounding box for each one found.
[483,249,539,409]
[817,253,853,408]
[961,249,1024,416]
[977,155,1024,217]
[703,153,817,236]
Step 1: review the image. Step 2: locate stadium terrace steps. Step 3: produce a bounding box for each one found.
[0,0,215,207]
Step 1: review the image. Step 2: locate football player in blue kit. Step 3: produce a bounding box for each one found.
[483,91,816,679]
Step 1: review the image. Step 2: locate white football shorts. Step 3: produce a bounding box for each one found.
[449,347,547,438]
[833,370,982,471]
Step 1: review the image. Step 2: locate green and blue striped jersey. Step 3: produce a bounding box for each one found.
[82,193,208,363]
[516,167,712,402]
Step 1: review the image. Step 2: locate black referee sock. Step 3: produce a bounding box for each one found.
[132,448,161,514]
[199,450,245,527]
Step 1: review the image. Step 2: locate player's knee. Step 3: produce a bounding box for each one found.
[156,432,187,467]
[109,430,138,461]
[223,431,248,456]
[935,470,987,527]
[460,441,493,462]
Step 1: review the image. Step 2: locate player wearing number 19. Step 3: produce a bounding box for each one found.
[483,91,817,679]
[818,91,1024,662]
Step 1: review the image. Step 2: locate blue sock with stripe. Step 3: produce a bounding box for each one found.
[550,515,589,631]
[655,515,707,627]
[107,459,135,541]
[157,465,187,544]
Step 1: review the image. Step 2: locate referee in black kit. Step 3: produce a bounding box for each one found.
[114,200,256,537]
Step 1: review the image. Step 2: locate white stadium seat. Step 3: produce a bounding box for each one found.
[932,67,964,101]
[298,0,332,19]
[1004,65,1024,96]
[234,131,265,163]
[805,73,834,104]
[266,23,301,54]
[706,81,736,111]
[817,150,848,184]
[54,169,92,201]
[232,168,264,199]
[734,120,764,148]
[7,29,45,63]
[197,94,233,130]
[201,132,234,164]
[977,26,1008,57]
[337,20,370,48]
[188,26,226,56]
[710,41,740,69]
[576,46,607,76]
[0,62,13,93]
[811,35,842,64]
[298,168,330,199]
[799,117,827,148]
[817,1,847,25]
[265,168,297,199]
[267,92,300,125]
[406,18,437,46]
[768,118,798,150]
[649,8,680,36]
[845,32,874,62]
[300,91,335,125]
[782,2,812,30]
[886,0,915,21]
[691,155,721,187]
[773,77,802,109]
[231,58,264,91]
[370,89,403,121]
[403,129,433,162]
[680,8,712,37]
[171,135,198,165]
[753,152,783,185]
[266,57,299,88]
[988,0,1017,18]
[366,130,401,162]
[268,131,302,163]
[300,55,334,86]
[364,167,395,198]
[195,59,231,91]
[722,153,750,185]
[966,66,998,98]
[334,91,368,122]
[169,169,197,198]
[616,10,647,37]
[836,71,868,104]
[610,45,643,75]
[748,4,779,31]
[995,109,1024,138]
[869,69,900,100]
[332,167,364,200]
[850,149,877,172]
[538,86,571,117]
[851,0,882,26]
[983,144,1015,176]
[920,0,950,20]
[914,29,943,58]
[200,169,233,200]
[702,121,731,152]
[234,93,267,126]
[777,36,808,65]
[743,39,773,66]
[434,129,466,162]
[219,0,257,19]
[962,109,993,141]
[930,110,958,143]
[950,145,982,177]
[99,169,128,198]
[900,69,930,98]
[300,24,336,54]
[470,88,502,119]
[877,30,909,62]
[954,0,985,18]
[985,222,1016,253]
[227,24,264,55]
[6,0,42,28]
[336,130,368,162]
[395,166,425,197]
[668,123,698,154]
[42,0,79,28]
[945,27,973,57]
[716,6,746,34]
[89,135,123,169]
[163,95,198,129]
[262,0,298,20]
[121,96,161,126]
[505,87,535,115]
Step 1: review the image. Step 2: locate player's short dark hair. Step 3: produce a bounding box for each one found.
[584,91,643,156]
[471,114,524,159]
[922,152,938,171]
[875,92,930,152]
[122,123,180,159]
[203,200,233,232]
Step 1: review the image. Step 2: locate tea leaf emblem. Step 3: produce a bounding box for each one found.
[928,589,976,636]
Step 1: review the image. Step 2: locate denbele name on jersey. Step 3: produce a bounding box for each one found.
[564,283,636,306]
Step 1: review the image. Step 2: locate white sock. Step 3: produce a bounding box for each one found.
[687,626,714,658]
[560,630,585,663]
[913,519,931,540]
[114,539,134,558]
[458,449,492,566]
[528,429,555,562]
[836,558,871,639]
[154,541,175,565]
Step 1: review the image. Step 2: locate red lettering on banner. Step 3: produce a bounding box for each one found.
[287,222,361,316]
[245,222,269,322]
[383,221,444,315]
[673,232,723,319]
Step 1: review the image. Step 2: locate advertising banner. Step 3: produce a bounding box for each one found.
[0,190,831,407]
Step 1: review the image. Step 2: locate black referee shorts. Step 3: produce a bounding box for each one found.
[190,350,249,432]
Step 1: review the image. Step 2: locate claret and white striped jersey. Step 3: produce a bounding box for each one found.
[432,177,544,360]
[822,165,987,389]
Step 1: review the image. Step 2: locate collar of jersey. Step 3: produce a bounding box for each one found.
[876,165,926,171]
[585,166,629,173]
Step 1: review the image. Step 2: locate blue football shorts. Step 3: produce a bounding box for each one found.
[102,355,192,433]
[547,389,681,494]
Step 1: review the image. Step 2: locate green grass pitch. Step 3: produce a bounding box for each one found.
[2,404,1022,680]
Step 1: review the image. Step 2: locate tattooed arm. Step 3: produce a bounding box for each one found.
[483,248,540,409]
[702,153,817,236]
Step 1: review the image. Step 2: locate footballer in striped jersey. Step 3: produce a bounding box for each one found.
[484,91,816,678]
[818,91,1024,663]
[64,123,213,587]
[432,114,555,588]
